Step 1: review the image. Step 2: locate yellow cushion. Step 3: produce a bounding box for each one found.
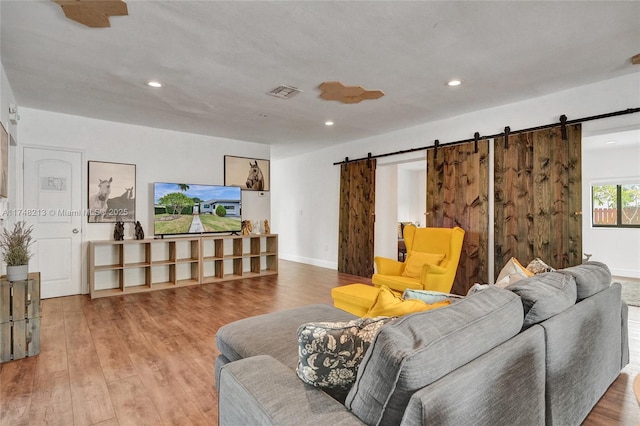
[401,252,446,278]
[364,285,450,318]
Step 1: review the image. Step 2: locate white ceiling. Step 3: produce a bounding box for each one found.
[1,1,639,158]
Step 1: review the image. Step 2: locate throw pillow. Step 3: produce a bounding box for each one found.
[401,252,446,278]
[403,289,464,304]
[526,258,555,275]
[296,316,394,402]
[495,257,534,288]
[365,285,450,318]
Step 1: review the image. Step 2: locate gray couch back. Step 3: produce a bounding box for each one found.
[345,286,524,426]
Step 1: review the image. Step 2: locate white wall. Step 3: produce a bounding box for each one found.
[273,73,640,277]
[397,168,426,225]
[374,164,398,261]
[0,61,16,252]
[582,134,640,278]
[12,108,271,291]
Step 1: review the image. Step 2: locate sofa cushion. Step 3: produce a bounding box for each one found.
[345,285,524,426]
[403,289,464,304]
[526,257,555,274]
[401,252,445,278]
[216,304,357,370]
[296,316,394,402]
[558,261,611,301]
[365,285,450,318]
[495,257,534,287]
[506,272,577,328]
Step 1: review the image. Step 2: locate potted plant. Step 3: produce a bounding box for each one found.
[0,221,34,281]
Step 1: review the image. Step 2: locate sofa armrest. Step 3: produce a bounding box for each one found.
[374,256,405,275]
[219,355,365,426]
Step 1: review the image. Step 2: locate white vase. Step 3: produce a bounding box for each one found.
[6,264,28,282]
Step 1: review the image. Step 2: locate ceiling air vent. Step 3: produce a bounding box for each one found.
[267,85,302,99]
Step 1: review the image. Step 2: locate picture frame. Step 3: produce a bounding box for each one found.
[0,122,8,199]
[87,161,136,223]
[224,155,270,191]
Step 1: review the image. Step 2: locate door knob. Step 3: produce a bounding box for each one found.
[73,228,80,234]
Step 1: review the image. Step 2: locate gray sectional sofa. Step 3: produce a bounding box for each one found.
[215,262,629,425]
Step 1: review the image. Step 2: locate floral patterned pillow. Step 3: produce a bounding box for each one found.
[526,258,556,275]
[296,316,394,402]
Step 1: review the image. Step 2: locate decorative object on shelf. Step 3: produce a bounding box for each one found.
[113,220,124,241]
[264,219,270,235]
[252,220,260,234]
[224,155,270,191]
[241,220,252,235]
[88,160,136,223]
[0,221,34,282]
[0,122,8,199]
[134,221,144,240]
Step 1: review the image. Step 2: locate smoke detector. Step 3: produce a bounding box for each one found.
[267,85,302,99]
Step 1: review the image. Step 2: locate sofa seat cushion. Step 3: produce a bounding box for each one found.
[507,271,577,329]
[559,261,611,301]
[345,286,524,426]
[216,304,357,370]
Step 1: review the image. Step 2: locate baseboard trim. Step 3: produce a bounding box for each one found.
[610,268,640,279]
[278,254,337,270]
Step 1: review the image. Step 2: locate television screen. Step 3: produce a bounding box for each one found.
[154,182,242,236]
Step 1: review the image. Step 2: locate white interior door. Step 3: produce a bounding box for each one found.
[23,147,83,298]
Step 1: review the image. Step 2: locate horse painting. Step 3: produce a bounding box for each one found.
[246,161,264,190]
[89,177,112,222]
[107,187,135,221]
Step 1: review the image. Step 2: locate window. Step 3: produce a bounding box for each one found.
[592,183,640,227]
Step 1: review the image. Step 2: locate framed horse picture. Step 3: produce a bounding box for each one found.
[87,161,136,223]
[224,155,270,191]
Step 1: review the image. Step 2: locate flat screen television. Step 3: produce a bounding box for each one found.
[154,182,242,236]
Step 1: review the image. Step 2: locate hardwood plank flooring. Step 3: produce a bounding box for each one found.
[0,260,638,425]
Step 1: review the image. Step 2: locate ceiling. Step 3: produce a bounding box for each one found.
[1,1,639,158]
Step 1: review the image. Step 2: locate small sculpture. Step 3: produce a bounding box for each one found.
[113,220,125,241]
[241,220,252,236]
[264,219,270,235]
[134,221,145,240]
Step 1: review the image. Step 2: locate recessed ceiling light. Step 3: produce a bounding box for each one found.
[605,140,616,144]
[325,121,334,126]
[447,80,462,87]
[147,81,162,88]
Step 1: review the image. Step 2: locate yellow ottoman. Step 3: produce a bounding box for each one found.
[331,283,383,316]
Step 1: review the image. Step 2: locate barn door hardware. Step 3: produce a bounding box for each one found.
[504,126,511,149]
[560,115,568,140]
[434,139,440,158]
[474,132,480,153]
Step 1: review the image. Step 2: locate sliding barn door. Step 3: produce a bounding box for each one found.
[494,124,582,277]
[426,140,490,295]
[338,159,376,277]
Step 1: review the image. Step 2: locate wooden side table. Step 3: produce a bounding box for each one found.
[0,272,41,362]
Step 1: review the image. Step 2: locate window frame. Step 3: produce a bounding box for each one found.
[592,183,640,228]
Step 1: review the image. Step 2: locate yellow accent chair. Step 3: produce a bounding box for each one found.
[372,225,465,293]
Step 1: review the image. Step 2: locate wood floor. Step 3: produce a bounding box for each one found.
[0,260,638,425]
